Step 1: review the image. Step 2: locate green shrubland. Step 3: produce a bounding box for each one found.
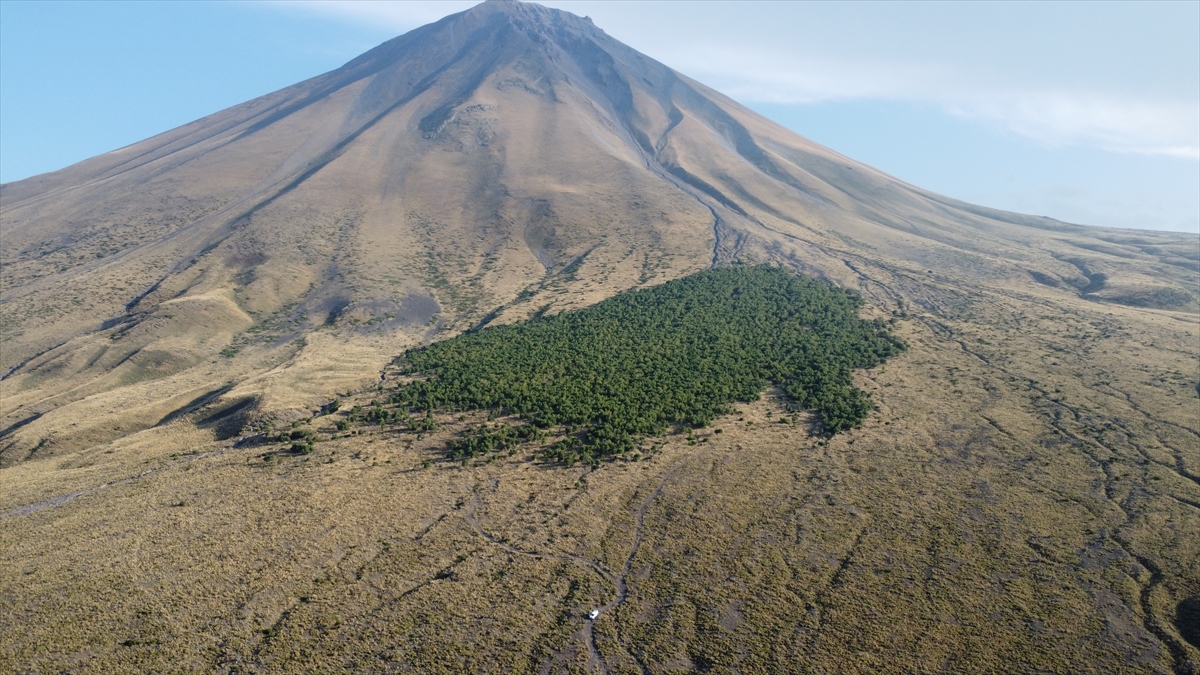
[382,266,905,465]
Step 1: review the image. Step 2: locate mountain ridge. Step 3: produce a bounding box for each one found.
[1,0,1195,461]
[0,6,1198,670]
[2,0,1196,457]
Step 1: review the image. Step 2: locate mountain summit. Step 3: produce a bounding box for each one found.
[0,0,1193,456]
[2,3,1199,673]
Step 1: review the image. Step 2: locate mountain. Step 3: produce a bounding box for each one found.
[1,2,1197,673]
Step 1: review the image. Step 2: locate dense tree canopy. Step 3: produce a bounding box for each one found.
[376,265,905,466]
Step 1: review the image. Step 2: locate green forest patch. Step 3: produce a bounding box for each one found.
[372,265,905,466]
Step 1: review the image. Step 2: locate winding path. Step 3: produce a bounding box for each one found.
[0,447,231,519]
[463,467,676,674]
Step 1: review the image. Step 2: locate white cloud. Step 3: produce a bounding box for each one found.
[265,0,476,32]
[659,47,950,104]
[657,46,1199,160]
[946,93,1199,160]
[267,0,1200,160]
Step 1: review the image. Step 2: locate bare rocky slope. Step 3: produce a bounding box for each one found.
[1,1,1198,672]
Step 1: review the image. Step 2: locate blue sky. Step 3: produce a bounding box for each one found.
[1,0,1197,233]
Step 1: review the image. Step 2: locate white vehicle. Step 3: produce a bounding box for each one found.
[588,609,600,620]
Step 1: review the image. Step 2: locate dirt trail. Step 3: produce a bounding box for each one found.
[463,492,613,673]
[463,493,617,586]
[0,446,232,519]
[464,466,676,674]
[585,469,674,674]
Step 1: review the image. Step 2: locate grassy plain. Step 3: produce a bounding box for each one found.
[3,254,1196,673]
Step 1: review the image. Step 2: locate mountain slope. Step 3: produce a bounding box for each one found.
[3,0,1193,459]
[1,2,1198,672]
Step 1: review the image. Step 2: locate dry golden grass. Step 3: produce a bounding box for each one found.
[1,2,1198,671]
[2,263,1197,672]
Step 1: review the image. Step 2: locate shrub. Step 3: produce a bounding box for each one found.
[385,266,905,464]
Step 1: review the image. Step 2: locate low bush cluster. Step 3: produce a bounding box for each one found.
[380,265,905,465]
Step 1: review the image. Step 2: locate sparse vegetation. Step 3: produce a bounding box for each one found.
[2,2,1197,671]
